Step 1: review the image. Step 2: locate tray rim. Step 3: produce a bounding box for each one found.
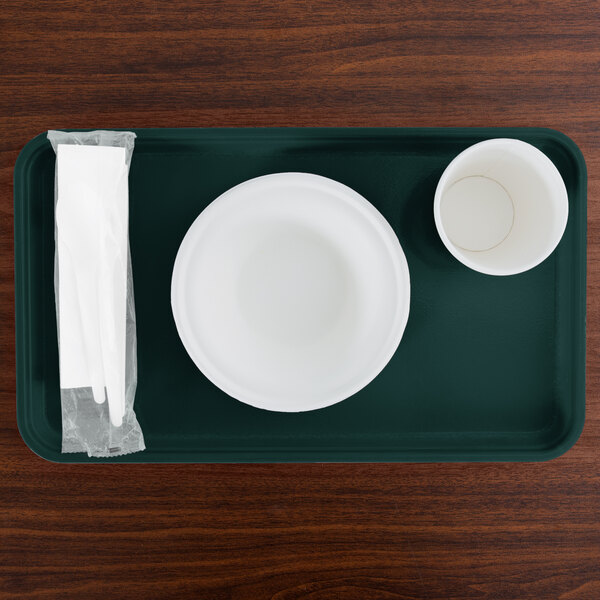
[14,127,587,463]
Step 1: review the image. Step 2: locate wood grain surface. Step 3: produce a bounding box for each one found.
[1,1,599,598]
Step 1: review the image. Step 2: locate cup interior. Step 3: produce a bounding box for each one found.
[434,139,568,275]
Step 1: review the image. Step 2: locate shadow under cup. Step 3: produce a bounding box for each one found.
[434,138,569,276]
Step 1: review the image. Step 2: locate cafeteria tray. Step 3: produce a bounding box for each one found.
[14,127,586,462]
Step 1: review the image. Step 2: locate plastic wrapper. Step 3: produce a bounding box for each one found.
[48,130,145,457]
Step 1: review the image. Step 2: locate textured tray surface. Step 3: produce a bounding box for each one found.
[14,128,586,462]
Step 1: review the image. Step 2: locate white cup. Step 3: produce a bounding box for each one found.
[434,138,568,275]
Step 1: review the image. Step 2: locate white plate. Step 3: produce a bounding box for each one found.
[171,173,410,412]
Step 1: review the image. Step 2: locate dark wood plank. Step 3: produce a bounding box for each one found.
[1,1,599,598]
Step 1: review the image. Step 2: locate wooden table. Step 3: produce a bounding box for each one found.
[1,1,599,598]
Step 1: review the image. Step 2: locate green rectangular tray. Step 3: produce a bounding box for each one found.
[15,128,586,462]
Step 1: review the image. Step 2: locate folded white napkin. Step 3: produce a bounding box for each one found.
[56,144,128,427]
